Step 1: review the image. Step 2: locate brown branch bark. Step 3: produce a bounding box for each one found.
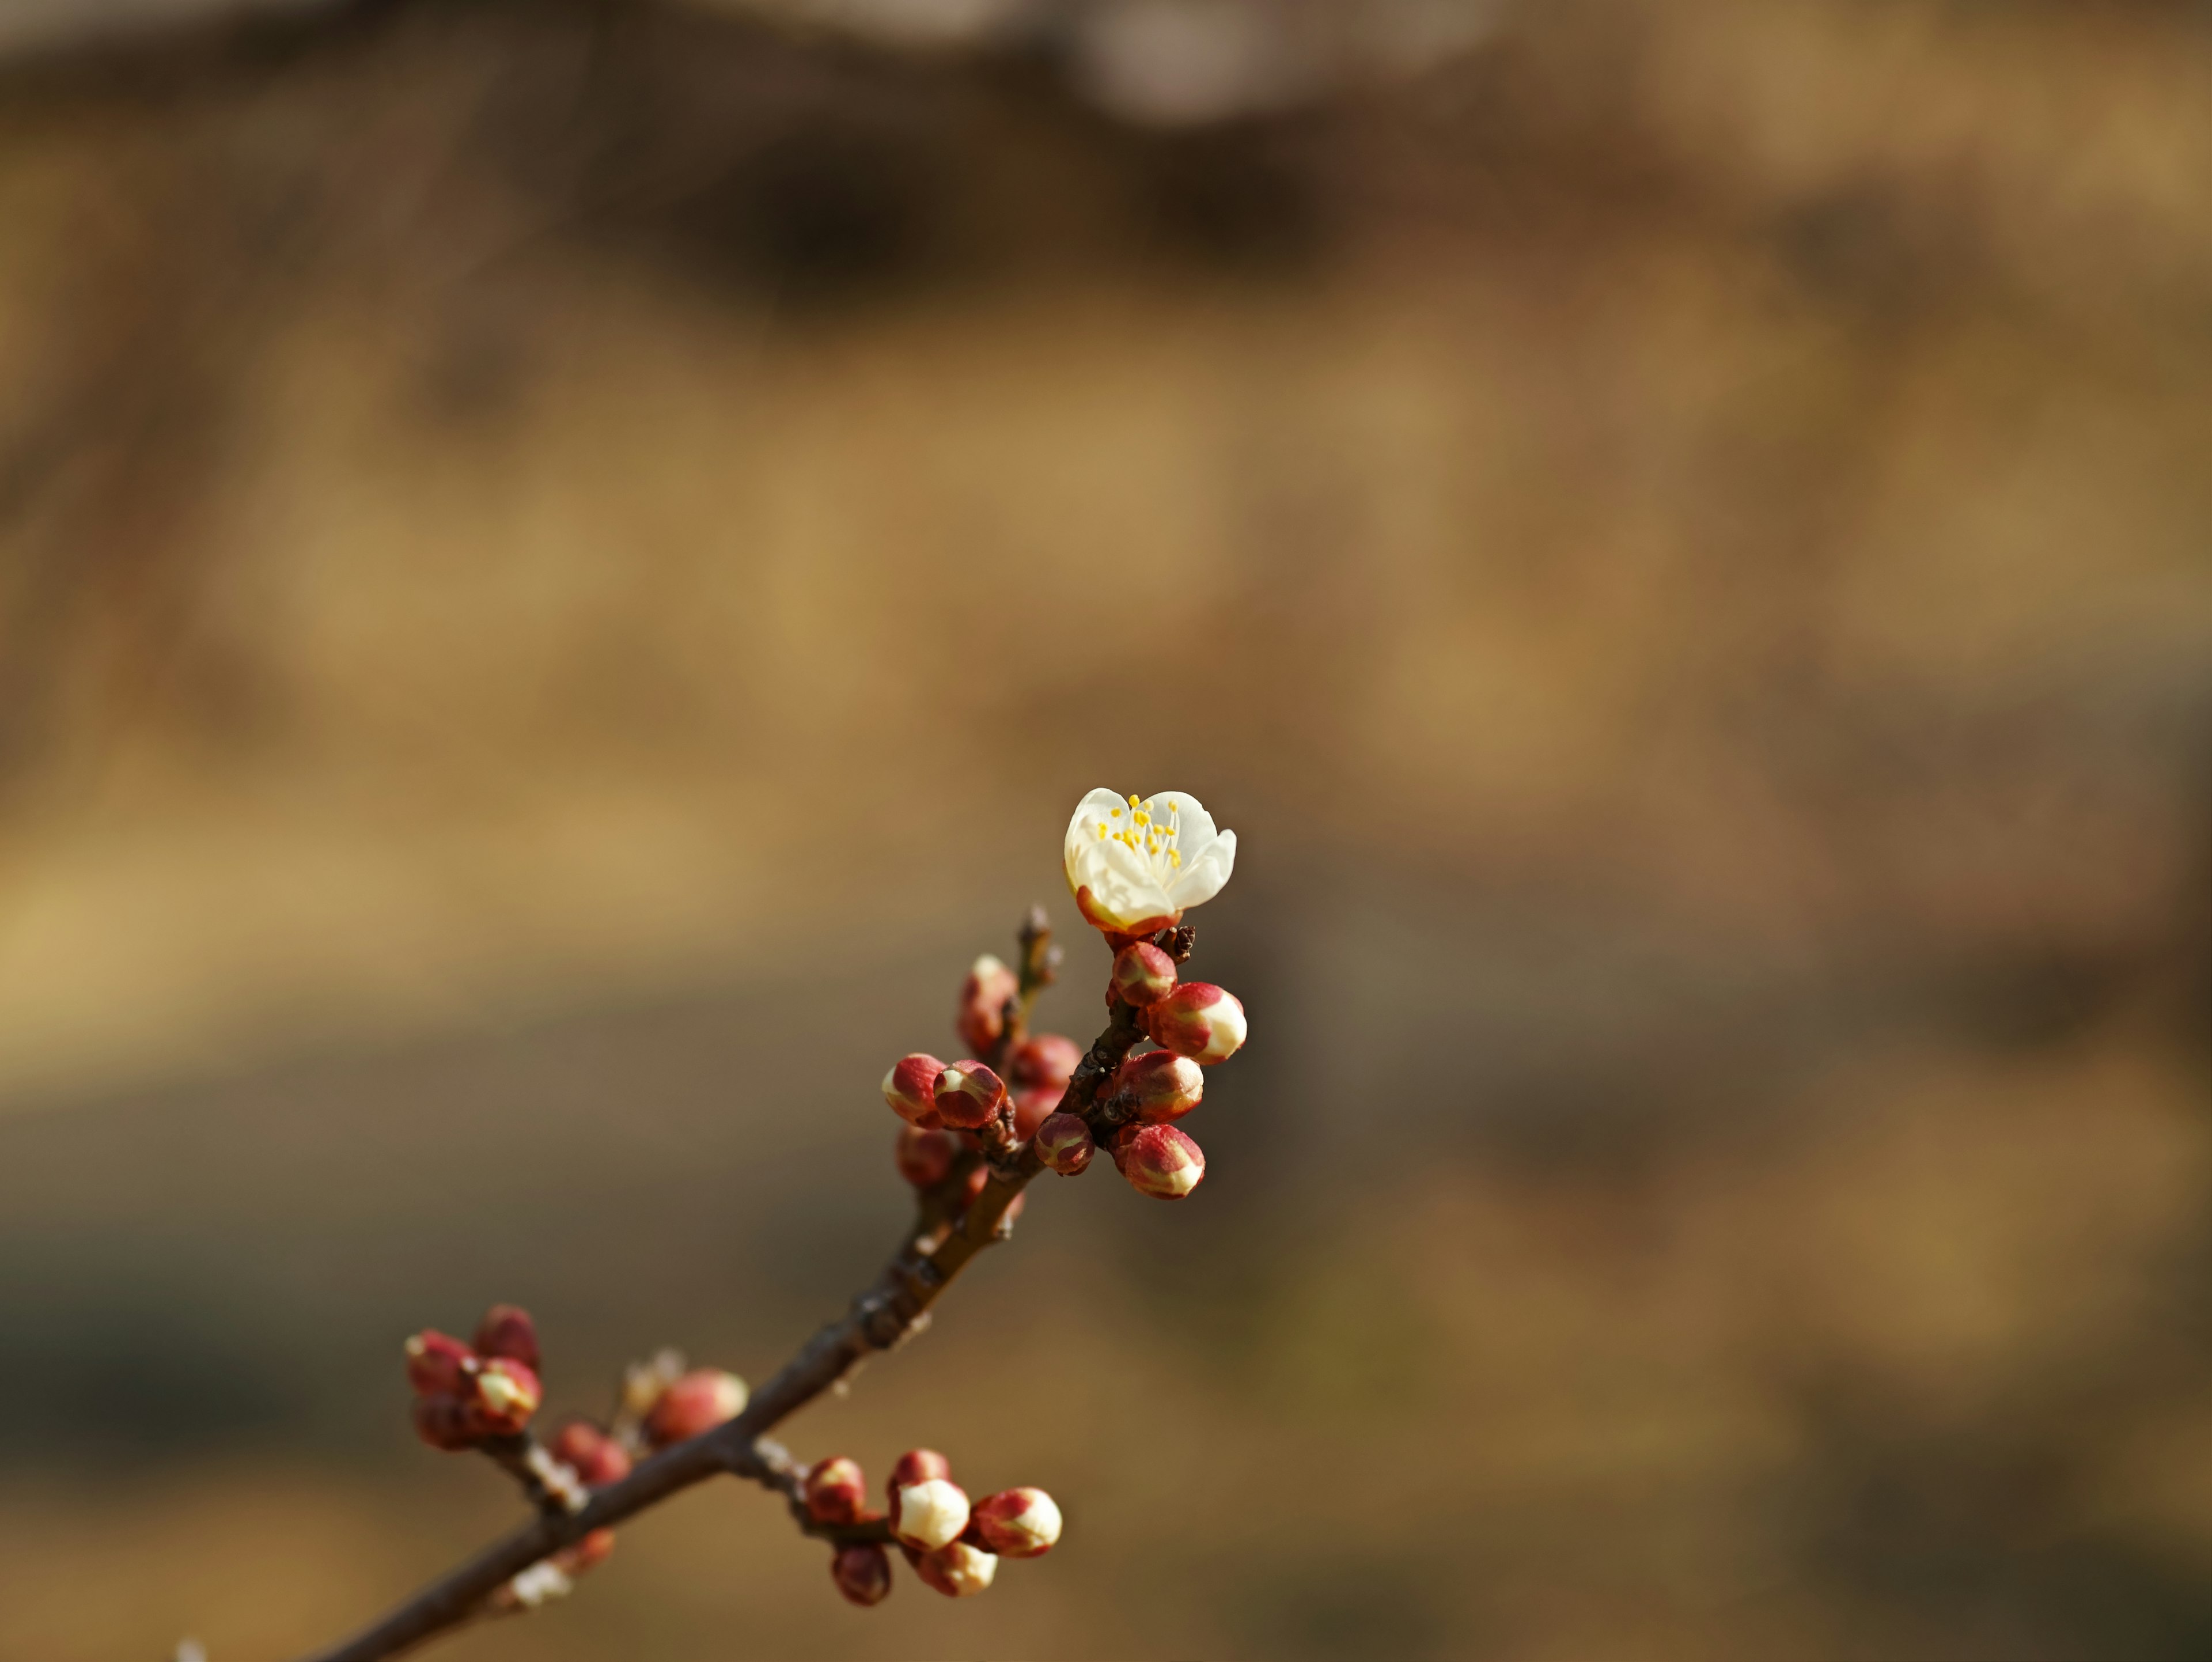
[296,920,1175,1662]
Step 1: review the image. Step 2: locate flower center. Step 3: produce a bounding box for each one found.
[1096,792,1184,880]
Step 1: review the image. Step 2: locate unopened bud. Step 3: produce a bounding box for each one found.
[1033,1112,1095,1175]
[1122,1123,1206,1198]
[549,1419,632,1487]
[472,1304,540,1371]
[554,1528,616,1576]
[620,1349,685,1422]
[412,1393,478,1451]
[894,1478,971,1550]
[894,1125,963,1189]
[1145,983,1247,1063]
[471,1358,542,1434]
[885,1448,953,1518]
[1011,1086,1063,1140]
[956,955,1020,1054]
[1009,1033,1082,1091]
[831,1542,893,1607]
[1113,1050,1205,1121]
[404,1330,474,1398]
[644,1368,748,1447]
[805,1456,870,1525]
[914,1540,998,1597]
[971,1487,1062,1558]
[932,1061,1006,1130]
[882,1053,948,1127]
[959,1164,989,1206]
[1107,1122,1142,1174]
[1110,941,1179,1007]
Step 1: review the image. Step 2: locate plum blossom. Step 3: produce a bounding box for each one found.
[1063,788,1236,935]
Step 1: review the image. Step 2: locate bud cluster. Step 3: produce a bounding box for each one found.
[810,1447,1062,1608]
[404,1304,546,1451]
[1035,928,1247,1201]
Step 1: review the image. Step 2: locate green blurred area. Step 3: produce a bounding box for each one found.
[0,2,2208,1659]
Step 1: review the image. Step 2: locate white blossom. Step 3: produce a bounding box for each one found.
[1063,788,1236,934]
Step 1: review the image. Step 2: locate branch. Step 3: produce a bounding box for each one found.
[297,921,1169,1662]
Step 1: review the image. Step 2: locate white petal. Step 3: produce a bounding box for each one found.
[1149,792,1217,852]
[1166,827,1235,908]
[1069,832,1177,927]
[1065,788,1137,883]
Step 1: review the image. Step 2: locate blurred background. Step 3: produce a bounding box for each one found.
[1,1,2209,1657]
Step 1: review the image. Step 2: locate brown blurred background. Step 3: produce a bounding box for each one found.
[1,1,2209,1657]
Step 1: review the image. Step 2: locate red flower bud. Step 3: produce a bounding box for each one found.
[932,1061,1006,1130]
[1122,1123,1206,1198]
[892,1478,971,1550]
[643,1368,748,1447]
[1112,1050,1205,1122]
[1033,1112,1096,1175]
[404,1330,475,1398]
[1110,941,1178,1007]
[1145,983,1247,1063]
[831,1542,893,1607]
[555,1528,616,1576]
[805,1456,870,1525]
[958,1164,989,1206]
[914,1540,998,1597]
[882,1053,948,1127]
[1009,1033,1082,1091]
[894,1125,963,1189]
[549,1418,633,1487]
[971,1487,1062,1558]
[885,1448,953,1516]
[1011,1086,1063,1141]
[469,1358,542,1435]
[472,1304,541,1371]
[956,955,1020,1054]
[412,1393,479,1451]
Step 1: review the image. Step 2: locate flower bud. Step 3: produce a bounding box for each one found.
[1033,1112,1095,1175]
[549,1418,632,1487]
[644,1368,747,1447]
[1145,983,1247,1063]
[470,1358,542,1435]
[412,1393,478,1451]
[893,1477,971,1550]
[1011,1086,1063,1141]
[971,1487,1062,1558]
[555,1528,616,1576]
[1122,1124,1206,1199]
[958,1164,989,1206]
[956,955,1019,1054]
[1110,941,1178,1007]
[914,1540,998,1597]
[831,1543,893,1607]
[885,1448,953,1517]
[1112,1050,1205,1122]
[932,1061,1006,1130]
[404,1330,475,1398]
[894,1125,963,1189]
[472,1304,541,1371]
[805,1456,870,1525]
[1009,1033,1081,1091]
[882,1053,948,1127]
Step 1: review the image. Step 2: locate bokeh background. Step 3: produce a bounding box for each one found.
[1,1,2209,1658]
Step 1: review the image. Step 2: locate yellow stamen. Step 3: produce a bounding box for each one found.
[1127,794,1141,807]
